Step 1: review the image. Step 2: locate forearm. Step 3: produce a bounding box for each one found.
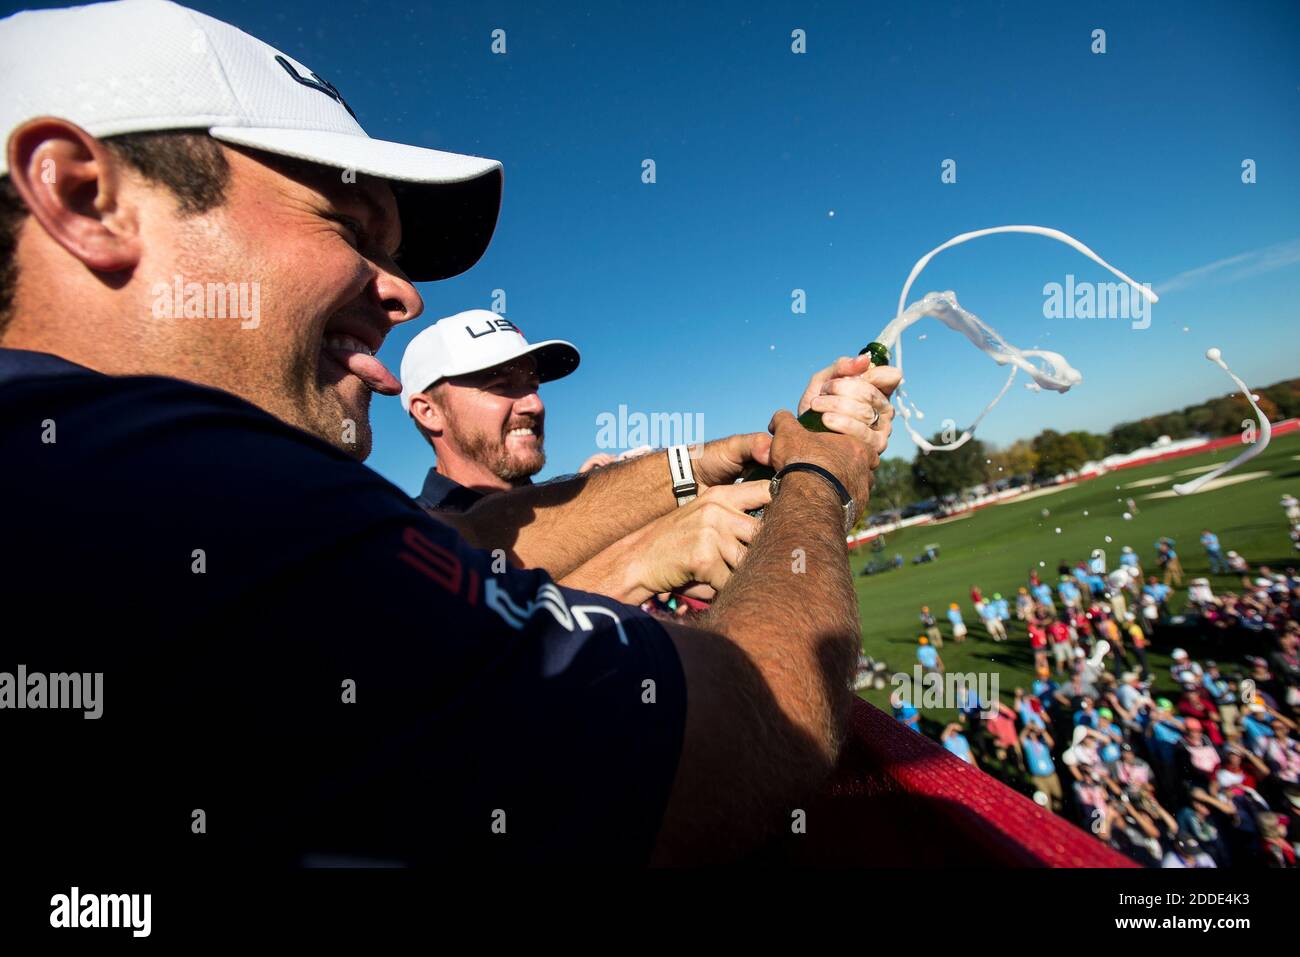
[1135,812,1160,839]
[1243,751,1270,774]
[457,451,676,578]
[1206,795,1236,814]
[698,473,859,762]
[558,530,650,605]
[649,475,860,863]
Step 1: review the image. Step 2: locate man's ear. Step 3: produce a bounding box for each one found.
[6,117,141,273]
[409,392,446,436]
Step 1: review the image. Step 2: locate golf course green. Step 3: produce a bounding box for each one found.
[851,429,1300,724]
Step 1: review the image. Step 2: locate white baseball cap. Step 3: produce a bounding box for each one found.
[0,0,502,282]
[399,310,580,412]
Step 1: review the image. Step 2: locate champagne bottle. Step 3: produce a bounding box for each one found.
[741,341,890,483]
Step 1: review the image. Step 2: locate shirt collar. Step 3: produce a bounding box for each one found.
[0,347,97,386]
[417,468,487,513]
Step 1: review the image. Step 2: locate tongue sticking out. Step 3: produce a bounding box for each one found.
[326,348,402,395]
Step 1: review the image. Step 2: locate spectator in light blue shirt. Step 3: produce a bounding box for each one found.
[917,636,942,673]
[941,723,977,766]
[1202,666,1228,701]
[894,700,921,733]
[1242,708,1276,754]
[945,603,968,643]
[993,594,1010,621]
[1200,529,1227,574]
[1059,578,1081,609]
[1096,709,1123,763]
[1073,697,1100,729]
[1017,695,1046,730]
[1023,733,1054,777]
[956,683,984,725]
[1143,579,1171,615]
[1033,675,1059,710]
[1146,700,1185,794]
[1021,726,1062,812]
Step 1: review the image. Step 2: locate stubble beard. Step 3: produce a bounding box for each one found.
[456,415,546,483]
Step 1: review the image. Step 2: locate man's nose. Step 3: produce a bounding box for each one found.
[372,266,424,329]
[515,390,543,416]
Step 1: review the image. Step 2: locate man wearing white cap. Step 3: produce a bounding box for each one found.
[400,308,787,605]
[0,0,902,872]
[399,309,581,511]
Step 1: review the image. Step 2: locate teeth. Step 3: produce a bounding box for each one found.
[508,428,534,437]
[323,335,374,356]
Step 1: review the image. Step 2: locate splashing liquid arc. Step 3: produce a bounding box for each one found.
[879,226,1270,494]
[1170,349,1272,495]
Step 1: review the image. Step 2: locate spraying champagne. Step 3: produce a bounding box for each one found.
[741,341,890,484]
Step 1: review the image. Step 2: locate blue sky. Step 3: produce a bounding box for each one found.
[16,0,1299,492]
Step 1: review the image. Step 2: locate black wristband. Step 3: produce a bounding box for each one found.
[772,462,852,507]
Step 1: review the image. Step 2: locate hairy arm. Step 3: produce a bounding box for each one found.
[442,434,767,580]
[441,449,677,579]
[651,470,862,864]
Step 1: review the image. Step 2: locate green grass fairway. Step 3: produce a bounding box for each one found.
[851,430,1300,723]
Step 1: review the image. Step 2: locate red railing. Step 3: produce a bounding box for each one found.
[773,699,1136,866]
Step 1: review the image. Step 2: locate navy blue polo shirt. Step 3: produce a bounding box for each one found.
[0,348,685,868]
[417,467,486,513]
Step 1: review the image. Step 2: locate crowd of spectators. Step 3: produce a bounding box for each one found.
[894,529,1300,868]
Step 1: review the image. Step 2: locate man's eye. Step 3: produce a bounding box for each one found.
[327,214,366,247]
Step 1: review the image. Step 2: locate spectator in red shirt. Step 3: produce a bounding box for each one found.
[984,701,1024,770]
[1178,683,1224,746]
[1028,616,1050,673]
[1050,617,1073,675]
[1214,746,1269,797]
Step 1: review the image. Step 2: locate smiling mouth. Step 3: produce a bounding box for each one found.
[324,333,375,357]
[319,332,401,395]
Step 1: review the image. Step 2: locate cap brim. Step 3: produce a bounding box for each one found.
[209,127,502,282]
[427,338,581,387]
[520,340,581,383]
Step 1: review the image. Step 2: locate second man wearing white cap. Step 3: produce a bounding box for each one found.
[400,309,782,605]
[400,309,579,511]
